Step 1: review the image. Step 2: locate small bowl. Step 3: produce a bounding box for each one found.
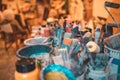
[24,37,48,46]
[41,64,76,80]
[16,45,53,59]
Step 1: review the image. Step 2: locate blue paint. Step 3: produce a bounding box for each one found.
[42,64,76,80]
[16,45,53,58]
[30,52,48,58]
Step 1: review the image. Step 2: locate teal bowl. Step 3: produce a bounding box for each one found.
[41,64,76,80]
[16,45,53,59]
[24,37,52,46]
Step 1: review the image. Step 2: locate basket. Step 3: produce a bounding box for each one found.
[41,64,75,80]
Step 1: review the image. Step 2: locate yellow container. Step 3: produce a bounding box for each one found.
[15,59,40,80]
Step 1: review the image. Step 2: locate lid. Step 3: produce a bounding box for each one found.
[15,58,35,73]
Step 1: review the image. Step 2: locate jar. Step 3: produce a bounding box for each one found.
[15,58,40,80]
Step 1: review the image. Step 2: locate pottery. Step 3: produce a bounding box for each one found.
[16,45,53,59]
[16,45,53,68]
[41,64,75,80]
[24,37,53,46]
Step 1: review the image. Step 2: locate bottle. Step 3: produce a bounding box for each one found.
[15,58,40,80]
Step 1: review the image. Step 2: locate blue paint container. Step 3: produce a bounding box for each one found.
[16,45,53,68]
[104,33,120,79]
[41,64,75,80]
[16,45,53,58]
[87,69,109,80]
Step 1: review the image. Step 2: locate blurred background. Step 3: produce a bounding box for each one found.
[0,0,120,80]
[1,0,120,33]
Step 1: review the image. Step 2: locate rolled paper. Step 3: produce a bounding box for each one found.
[63,38,72,46]
[86,41,100,53]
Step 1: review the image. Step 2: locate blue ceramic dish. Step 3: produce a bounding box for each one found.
[16,45,53,59]
[41,64,76,80]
